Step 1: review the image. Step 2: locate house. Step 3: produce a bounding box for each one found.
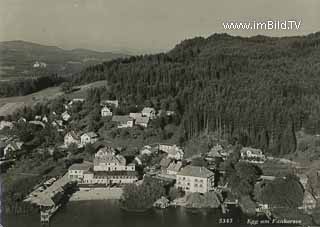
[35,115,42,120]
[4,141,24,157]
[101,100,119,108]
[68,162,92,182]
[42,116,48,123]
[135,116,150,128]
[33,61,47,68]
[52,120,63,128]
[129,112,142,120]
[18,117,27,123]
[101,106,112,117]
[0,121,13,130]
[240,147,266,163]
[93,146,135,172]
[167,161,183,175]
[142,107,156,119]
[112,115,134,128]
[61,111,71,122]
[68,98,85,106]
[140,145,152,155]
[159,144,184,160]
[64,131,81,147]
[176,166,215,193]
[80,132,99,146]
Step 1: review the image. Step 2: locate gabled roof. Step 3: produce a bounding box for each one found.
[82,132,98,138]
[167,161,182,172]
[177,166,214,178]
[136,116,150,124]
[112,115,132,123]
[65,131,80,140]
[68,162,92,171]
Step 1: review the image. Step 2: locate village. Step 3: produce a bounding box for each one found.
[1,95,320,225]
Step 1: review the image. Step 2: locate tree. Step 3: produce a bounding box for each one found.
[259,174,304,208]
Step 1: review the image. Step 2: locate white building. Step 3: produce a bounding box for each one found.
[176,166,215,193]
[4,141,23,157]
[240,147,266,163]
[80,132,98,146]
[68,162,92,182]
[93,147,135,172]
[0,121,13,130]
[61,111,71,122]
[101,106,112,117]
[64,131,81,147]
[142,107,156,119]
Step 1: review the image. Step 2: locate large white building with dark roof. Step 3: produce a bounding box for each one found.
[176,166,215,193]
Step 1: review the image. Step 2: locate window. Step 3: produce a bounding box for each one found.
[199,184,203,187]
[194,184,198,187]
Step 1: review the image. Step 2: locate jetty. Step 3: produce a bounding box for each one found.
[24,174,76,224]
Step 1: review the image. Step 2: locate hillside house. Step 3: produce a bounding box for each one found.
[176,166,215,193]
[4,141,24,157]
[80,132,98,146]
[135,116,150,128]
[0,121,13,130]
[140,145,152,155]
[61,111,71,122]
[240,147,266,163]
[52,120,63,128]
[112,115,134,128]
[129,112,142,120]
[18,117,27,123]
[101,106,112,117]
[159,144,184,160]
[64,131,81,147]
[68,162,92,182]
[101,100,119,108]
[33,61,47,68]
[142,107,156,119]
[68,98,85,106]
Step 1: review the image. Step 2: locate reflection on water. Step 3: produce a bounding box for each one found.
[3,200,295,227]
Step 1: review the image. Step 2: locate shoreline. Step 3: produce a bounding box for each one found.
[69,187,123,201]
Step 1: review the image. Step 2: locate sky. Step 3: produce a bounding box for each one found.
[0,0,320,54]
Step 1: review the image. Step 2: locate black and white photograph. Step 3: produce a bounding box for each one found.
[0,1,320,226]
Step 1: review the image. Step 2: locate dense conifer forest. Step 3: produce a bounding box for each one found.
[71,33,320,155]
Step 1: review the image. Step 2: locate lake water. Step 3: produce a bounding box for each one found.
[3,200,300,227]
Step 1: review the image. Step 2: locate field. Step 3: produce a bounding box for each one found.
[0,80,108,116]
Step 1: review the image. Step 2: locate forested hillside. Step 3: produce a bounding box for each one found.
[71,32,320,155]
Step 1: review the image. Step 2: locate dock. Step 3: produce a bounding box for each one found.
[24,174,76,224]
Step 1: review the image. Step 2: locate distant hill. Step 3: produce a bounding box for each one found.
[0,40,126,80]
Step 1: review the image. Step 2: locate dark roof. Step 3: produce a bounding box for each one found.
[177,166,214,178]
[68,162,92,171]
[112,115,132,122]
[94,171,138,177]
